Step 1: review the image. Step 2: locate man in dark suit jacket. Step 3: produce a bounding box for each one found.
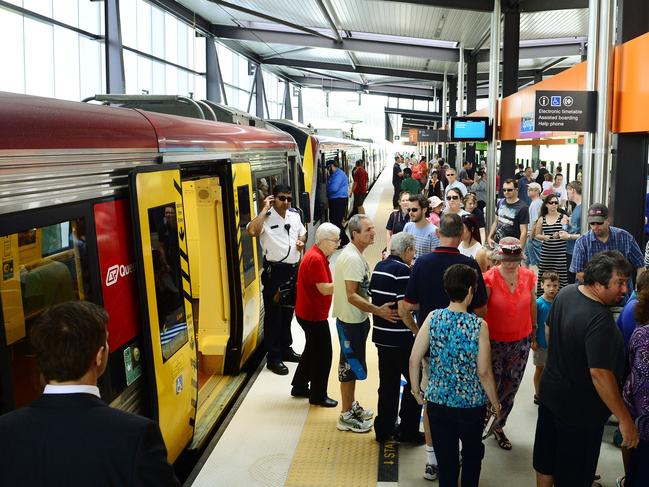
[0,301,180,487]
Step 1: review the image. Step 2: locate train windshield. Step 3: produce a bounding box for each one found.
[147,204,189,361]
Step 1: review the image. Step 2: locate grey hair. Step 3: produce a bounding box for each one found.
[315,222,340,243]
[348,214,370,240]
[390,232,415,257]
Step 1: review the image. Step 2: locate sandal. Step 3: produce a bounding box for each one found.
[493,429,512,450]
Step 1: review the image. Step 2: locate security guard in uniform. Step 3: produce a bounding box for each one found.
[247,184,307,375]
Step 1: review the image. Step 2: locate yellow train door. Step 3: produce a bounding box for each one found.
[129,167,197,462]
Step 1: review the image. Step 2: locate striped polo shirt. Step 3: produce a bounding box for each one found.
[369,255,414,347]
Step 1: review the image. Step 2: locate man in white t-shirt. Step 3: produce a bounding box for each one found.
[444,168,468,198]
[332,214,399,433]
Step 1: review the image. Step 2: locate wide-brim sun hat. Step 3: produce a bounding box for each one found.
[428,196,444,209]
[496,236,524,261]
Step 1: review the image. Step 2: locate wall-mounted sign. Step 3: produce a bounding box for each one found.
[521,113,535,134]
[534,90,596,132]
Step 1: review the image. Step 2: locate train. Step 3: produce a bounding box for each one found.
[0,92,388,463]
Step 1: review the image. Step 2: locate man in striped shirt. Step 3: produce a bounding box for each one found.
[369,232,423,445]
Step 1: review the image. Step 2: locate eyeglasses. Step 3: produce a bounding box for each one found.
[276,195,292,202]
[446,195,460,201]
[589,221,604,226]
[326,238,341,243]
[446,173,456,177]
[408,207,421,213]
[547,201,559,205]
[503,188,515,193]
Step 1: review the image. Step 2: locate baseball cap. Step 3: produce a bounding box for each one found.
[587,203,609,224]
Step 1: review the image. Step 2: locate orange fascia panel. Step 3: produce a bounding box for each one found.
[500,62,588,141]
[612,31,649,133]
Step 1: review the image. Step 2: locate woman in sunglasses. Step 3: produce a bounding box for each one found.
[443,187,469,217]
[533,194,568,295]
[482,237,537,450]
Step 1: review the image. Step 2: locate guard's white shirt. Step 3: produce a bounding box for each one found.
[259,207,306,264]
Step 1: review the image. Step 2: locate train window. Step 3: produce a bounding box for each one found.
[147,204,188,362]
[237,186,256,288]
[255,176,271,213]
[1,218,90,408]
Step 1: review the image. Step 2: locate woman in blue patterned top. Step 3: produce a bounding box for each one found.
[410,264,501,487]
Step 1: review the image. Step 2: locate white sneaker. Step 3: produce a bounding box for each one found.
[352,400,374,420]
[424,463,439,481]
[337,412,372,433]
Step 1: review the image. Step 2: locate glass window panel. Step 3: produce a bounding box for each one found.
[177,70,188,96]
[236,89,250,113]
[138,56,152,94]
[177,22,188,68]
[79,37,102,100]
[237,186,255,287]
[124,50,138,94]
[224,86,234,107]
[24,0,51,17]
[151,4,165,58]
[152,60,165,94]
[54,27,80,101]
[136,0,152,54]
[5,0,24,6]
[193,74,206,100]
[24,19,54,97]
[165,65,177,94]
[53,0,78,27]
[414,99,428,112]
[238,58,249,92]
[79,0,101,35]
[120,0,137,49]
[164,13,177,64]
[187,29,194,71]
[219,46,234,86]
[194,36,206,73]
[147,205,188,361]
[2,218,90,408]
[0,9,25,94]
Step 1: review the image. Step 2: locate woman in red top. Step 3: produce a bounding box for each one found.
[291,222,340,407]
[483,237,537,450]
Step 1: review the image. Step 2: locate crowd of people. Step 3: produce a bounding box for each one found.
[254,155,649,487]
[5,156,648,487]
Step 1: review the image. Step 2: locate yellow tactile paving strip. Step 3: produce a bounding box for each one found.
[285,169,395,487]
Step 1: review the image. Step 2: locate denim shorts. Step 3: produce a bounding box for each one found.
[336,319,370,382]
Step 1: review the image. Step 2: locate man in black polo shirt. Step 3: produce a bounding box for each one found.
[369,232,421,445]
[401,213,487,327]
[392,156,404,209]
[533,251,639,487]
[399,213,487,482]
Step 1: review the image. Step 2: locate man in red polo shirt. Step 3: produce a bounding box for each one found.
[351,159,369,215]
[291,222,341,407]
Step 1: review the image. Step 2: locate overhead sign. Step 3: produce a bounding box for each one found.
[534,90,596,132]
[416,129,448,143]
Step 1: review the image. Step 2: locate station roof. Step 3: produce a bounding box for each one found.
[171,0,589,99]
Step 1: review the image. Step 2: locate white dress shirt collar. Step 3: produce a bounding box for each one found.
[43,384,101,398]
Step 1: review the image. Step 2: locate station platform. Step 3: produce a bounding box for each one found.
[186,167,625,487]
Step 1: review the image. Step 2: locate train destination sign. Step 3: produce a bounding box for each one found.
[534,90,596,132]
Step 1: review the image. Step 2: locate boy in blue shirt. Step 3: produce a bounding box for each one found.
[532,272,559,404]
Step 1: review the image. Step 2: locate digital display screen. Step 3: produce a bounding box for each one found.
[450,117,489,141]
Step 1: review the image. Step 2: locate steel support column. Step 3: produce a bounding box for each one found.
[466,55,478,164]
[104,0,125,94]
[255,66,265,118]
[500,6,520,185]
[283,81,294,120]
[298,88,304,123]
[486,0,501,229]
[206,38,226,104]
[457,43,465,164]
[447,76,458,168]
[609,0,649,242]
